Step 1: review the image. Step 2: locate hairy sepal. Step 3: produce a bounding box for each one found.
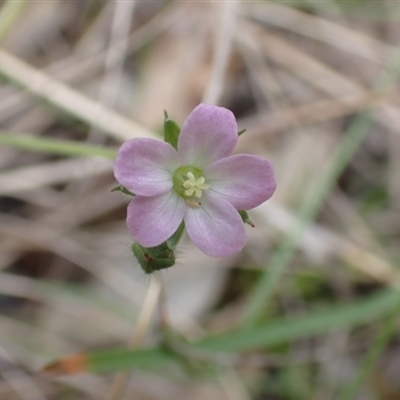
[131,222,185,274]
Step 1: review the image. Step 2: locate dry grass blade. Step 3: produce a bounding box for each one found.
[244,2,395,63]
[0,272,136,338]
[87,0,136,142]
[203,1,239,105]
[240,85,400,137]
[0,49,153,141]
[0,213,145,304]
[0,3,189,125]
[0,345,47,400]
[256,201,400,287]
[108,275,162,400]
[244,21,400,134]
[0,158,112,196]
[246,23,362,97]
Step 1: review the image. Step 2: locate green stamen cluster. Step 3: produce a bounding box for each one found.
[173,166,209,200]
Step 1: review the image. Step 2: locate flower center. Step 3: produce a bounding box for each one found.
[173,166,210,200]
[182,172,209,198]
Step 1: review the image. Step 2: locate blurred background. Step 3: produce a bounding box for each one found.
[1,0,400,399]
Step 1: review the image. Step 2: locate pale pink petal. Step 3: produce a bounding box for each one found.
[114,138,179,196]
[127,191,185,247]
[178,104,238,167]
[205,154,276,210]
[184,193,246,257]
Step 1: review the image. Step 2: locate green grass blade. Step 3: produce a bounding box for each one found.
[337,293,400,400]
[74,289,397,374]
[267,0,400,19]
[242,40,400,326]
[198,288,397,352]
[0,0,29,43]
[242,112,373,326]
[0,132,117,159]
[88,347,179,374]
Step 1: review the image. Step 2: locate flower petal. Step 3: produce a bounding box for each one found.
[127,191,185,247]
[178,104,238,167]
[114,138,179,196]
[206,154,276,210]
[184,193,246,257]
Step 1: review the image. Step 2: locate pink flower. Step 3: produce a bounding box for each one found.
[114,104,276,257]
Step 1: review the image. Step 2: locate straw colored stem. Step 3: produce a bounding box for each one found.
[107,275,162,400]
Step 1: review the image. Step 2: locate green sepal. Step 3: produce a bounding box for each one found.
[238,129,246,136]
[238,210,255,227]
[132,242,175,274]
[131,223,185,274]
[111,185,135,196]
[163,110,180,150]
[166,222,185,250]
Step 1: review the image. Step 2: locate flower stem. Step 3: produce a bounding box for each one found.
[107,275,162,400]
[157,274,170,332]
